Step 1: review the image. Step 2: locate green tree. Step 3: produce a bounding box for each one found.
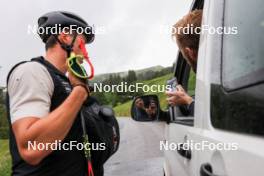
[127,70,137,83]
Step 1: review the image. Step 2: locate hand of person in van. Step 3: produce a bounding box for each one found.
[166,85,193,106]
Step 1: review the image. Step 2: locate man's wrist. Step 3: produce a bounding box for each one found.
[72,86,89,101]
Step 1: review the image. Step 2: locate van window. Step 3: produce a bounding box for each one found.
[210,0,264,137]
[187,70,196,96]
[222,0,264,90]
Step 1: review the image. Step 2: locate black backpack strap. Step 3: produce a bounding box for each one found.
[6,56,45,86]
[6,61,28,86]
[31,56,69,80]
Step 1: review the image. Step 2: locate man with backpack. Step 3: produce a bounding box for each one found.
[6,11,105,176]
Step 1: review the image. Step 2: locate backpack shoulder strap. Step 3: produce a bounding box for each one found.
[6,56,44,86]
[6,61,28,85]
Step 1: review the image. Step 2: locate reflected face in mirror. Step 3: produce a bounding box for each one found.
[135,98,145,109]
[131,95,160,121]
[146,99,158,118]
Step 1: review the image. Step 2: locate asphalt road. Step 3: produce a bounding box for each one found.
[104,118,165,176]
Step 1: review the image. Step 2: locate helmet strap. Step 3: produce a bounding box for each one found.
[54,33,78,57]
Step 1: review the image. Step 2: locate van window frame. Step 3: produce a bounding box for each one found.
[169,0,204,126]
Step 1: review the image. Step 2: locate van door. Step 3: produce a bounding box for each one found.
[164,53,198,176]
[195,0,264,175]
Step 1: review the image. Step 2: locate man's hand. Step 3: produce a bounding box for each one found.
[166,85,193,106]
[68,69,86,86]
[68,70,89,98]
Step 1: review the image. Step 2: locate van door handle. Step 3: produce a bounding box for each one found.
[200,163,223,176]
[177,143,191,159]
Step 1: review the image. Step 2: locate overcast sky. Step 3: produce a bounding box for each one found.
[0,0,192,86]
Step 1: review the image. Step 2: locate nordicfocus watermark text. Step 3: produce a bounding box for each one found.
[93,82,172,93]
[28,140,106,151]
[160,24,238,35]
[160,140,239,151]
[27,24,106,35]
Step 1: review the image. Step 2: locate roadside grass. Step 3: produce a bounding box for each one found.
[0,139,11,176]
[141,73,174,110]
[113,101,132,117]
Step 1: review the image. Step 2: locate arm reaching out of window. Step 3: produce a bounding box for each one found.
[165,85,193,106]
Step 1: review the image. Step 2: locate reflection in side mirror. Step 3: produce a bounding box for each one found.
[131,95,160,122]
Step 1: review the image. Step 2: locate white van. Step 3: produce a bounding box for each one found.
[130,0,264,175]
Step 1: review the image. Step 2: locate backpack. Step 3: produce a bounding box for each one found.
[83,97,120,166]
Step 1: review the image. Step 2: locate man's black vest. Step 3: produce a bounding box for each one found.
[6,57,86,176]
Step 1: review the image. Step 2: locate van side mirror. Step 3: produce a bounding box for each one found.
[131,95,163,122]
